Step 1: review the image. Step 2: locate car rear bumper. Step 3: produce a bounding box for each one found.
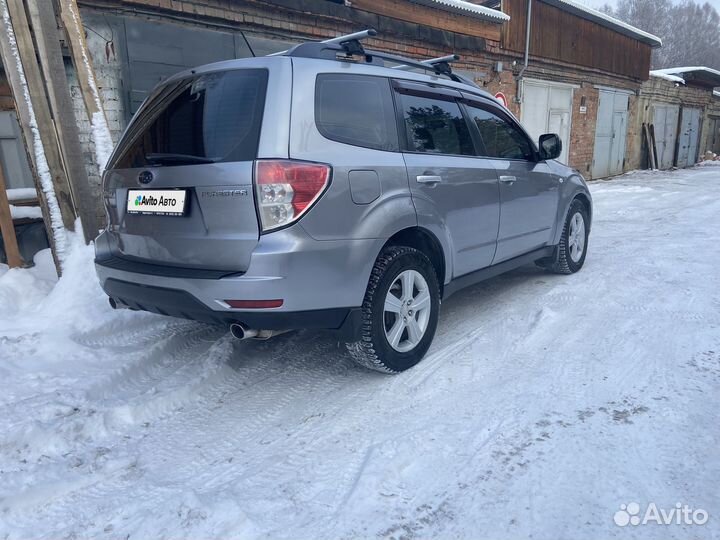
[94,226,378,336]
[101,277,361,336]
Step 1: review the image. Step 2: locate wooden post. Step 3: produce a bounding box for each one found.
[3,0,77,231]
[58,0,114,173]
[27,0,101,243]
[0,159,24,268]
[0,0,64,273]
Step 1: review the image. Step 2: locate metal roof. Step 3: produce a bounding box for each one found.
[652,67,720,88]
[540,0,663,48]
[410,0,510,22]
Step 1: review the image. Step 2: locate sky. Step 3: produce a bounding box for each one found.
[582,0,720,11]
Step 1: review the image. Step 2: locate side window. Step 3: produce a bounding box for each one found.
[465,105,534,160]
[315,74,398,152]
[398,93,474,156]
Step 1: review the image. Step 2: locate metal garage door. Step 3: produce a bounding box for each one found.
[592,89,629,178]
[521,80,573,164]
[124,19,244,115]
[709,116,720,155]
[677,107,702,168]
[652,105,680,170]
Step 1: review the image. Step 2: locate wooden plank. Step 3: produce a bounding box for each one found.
[0,157,24,268]
[27,0,100,243]
[0,0,62,272]
[4,0,77,230]
[58,0,112,160]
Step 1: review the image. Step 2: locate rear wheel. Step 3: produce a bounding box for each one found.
[538,199,589,274]
[346,246,440,373]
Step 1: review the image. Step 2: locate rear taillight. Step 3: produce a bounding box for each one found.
[254,160,331,232]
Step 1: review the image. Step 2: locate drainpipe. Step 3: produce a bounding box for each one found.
[515,0,532,103]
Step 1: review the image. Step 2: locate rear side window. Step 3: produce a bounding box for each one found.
[465,104,534,160]
[110,69,268,169]
[315,74,398,152]
[399,94,474,156]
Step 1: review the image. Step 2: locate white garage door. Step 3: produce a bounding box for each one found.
[592,89,630,178]
[521,80,573,164]
[653,105,680,170]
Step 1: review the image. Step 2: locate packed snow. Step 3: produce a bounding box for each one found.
[9,205,43,220]
[6,188,38,202]
[1,164,719,539]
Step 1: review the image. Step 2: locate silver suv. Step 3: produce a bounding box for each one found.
[95,30,592,373]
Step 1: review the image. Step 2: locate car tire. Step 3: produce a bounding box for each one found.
[539,199,589,275]
[345,246,441,374]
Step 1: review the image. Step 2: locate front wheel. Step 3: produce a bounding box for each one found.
[346,246,440,373]
[539,199,590,274]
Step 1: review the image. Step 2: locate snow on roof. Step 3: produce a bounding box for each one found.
[541,0,662,48]
[650,70,686,84]
[652,67,720,88]
[653,66,720,78]
[409,0,510,22]
[714,90,720,99]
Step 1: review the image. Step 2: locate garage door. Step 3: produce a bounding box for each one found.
[592,89,630,178]
[521,80,573,164]
[653,105,680,170]
[677,107,702,168]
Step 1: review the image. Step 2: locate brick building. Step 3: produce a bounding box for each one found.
[628,68,720,171]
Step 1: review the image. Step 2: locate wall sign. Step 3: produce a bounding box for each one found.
[495,92,508,108]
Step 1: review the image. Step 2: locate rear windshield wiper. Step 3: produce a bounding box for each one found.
[145,153,220,165]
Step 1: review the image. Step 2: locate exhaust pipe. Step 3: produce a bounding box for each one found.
[230,323,259,340]
[109,297,129,310]
[229,324,290,341]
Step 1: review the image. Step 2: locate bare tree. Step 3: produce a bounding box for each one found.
[603,0,720,70]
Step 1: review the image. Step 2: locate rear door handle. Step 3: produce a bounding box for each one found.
[417,175,443,184]
[499,175,517,184]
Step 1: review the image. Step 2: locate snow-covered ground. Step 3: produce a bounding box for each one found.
[1,164,719,539]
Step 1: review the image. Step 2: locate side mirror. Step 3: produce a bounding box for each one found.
[539,133,562,161]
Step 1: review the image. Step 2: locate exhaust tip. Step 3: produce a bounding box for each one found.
[230,323,259,340]
[109,297,118,310]
[230,323,246,340]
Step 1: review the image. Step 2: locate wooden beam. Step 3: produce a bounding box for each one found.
[27,0,101,243]
[58,0,114,173]
[0,158,24,269]
[4,0,77,232]
[0,0,63,273]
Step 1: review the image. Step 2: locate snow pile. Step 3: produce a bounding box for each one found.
[6,187,38,201]
[1,0,68,265]
[9,205,43,220]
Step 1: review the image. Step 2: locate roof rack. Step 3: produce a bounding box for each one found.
[275,29,480,89]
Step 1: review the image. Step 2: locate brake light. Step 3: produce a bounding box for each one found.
[254,160,331,232]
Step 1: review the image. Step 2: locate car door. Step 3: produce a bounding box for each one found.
[462,100,560,263]
[394,81,500,278]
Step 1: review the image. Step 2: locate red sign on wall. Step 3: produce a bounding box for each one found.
[495,92,509,108]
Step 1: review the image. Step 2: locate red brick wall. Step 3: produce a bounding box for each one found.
[568,83,599,176]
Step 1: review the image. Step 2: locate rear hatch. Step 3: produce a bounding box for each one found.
[102,67,269,273]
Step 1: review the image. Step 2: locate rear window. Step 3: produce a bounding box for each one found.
[110,69,268,169]
[315,74,399,152]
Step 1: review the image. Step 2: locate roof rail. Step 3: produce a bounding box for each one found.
[275,30,480,89]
